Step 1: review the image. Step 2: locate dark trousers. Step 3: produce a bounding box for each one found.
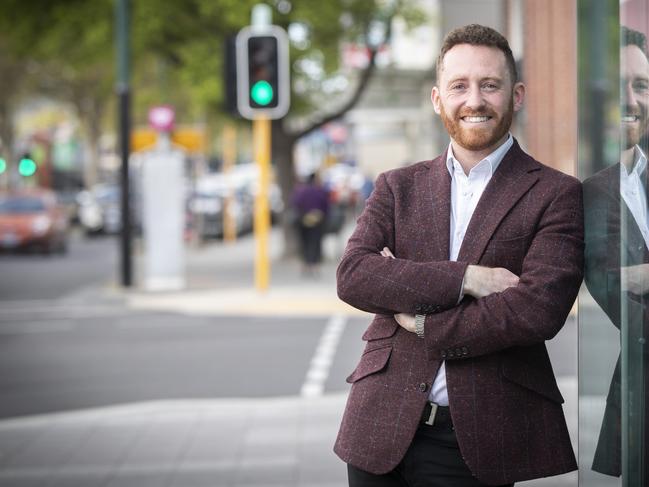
[299,221,324,264]
[347,421,514,487]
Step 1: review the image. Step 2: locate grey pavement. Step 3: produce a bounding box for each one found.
[0,225,580,486]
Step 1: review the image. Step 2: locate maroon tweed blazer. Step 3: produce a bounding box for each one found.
[334,140,583,485]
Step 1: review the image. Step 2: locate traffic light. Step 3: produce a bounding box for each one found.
[18,154,37,177]
[236,26,289,120]
[0,158,6,175]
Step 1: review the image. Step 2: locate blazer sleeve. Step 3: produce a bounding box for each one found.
[336,172,468,315]
[422,177,585,360]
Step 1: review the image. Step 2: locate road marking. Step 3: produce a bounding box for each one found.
[300,314,347,398]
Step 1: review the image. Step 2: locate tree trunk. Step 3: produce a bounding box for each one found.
[272,119,299,258]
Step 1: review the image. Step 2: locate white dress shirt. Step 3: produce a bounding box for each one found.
[620,145,649,248]
[428,134,514,405]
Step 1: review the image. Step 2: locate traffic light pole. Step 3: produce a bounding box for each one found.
[253,116,271,292]
[116,0,133,287]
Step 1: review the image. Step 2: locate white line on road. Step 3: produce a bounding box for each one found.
[300,314,347,398]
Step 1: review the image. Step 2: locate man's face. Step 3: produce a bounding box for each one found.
[431,44,524,153]
[621,44,649,150]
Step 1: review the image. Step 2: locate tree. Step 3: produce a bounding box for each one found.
[0,0,425,251]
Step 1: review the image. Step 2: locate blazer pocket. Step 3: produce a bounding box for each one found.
[362,315,399,341]
[501,357,565,404]
[346,345,392,383]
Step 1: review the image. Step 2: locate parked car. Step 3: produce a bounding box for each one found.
[188,176,252,239]
[0,189,70,254]
[77,184,141,236]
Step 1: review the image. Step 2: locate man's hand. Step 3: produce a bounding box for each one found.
[462,265,520,299]
[394,313,416,333]
[621,264,649,295]
[380,247,395,259]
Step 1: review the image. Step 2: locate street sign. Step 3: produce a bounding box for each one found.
[148,105,175,132]
[235,25,290,120]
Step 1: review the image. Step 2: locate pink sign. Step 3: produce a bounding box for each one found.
[148,105,175,132]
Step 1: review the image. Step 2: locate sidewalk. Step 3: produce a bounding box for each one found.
[124,225,360,319]
[0,394,349,487]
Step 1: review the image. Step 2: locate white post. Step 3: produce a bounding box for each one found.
[141,131,186,291]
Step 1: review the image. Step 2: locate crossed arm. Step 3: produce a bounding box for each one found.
[379,247,519,332]
[337,172,584,359]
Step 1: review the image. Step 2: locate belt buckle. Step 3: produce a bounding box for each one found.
[425,402,438,426]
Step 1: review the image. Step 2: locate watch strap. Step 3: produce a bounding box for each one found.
[415,314,426,339]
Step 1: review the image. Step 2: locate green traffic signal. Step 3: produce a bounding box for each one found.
[19,157,37,177]
[0,158,6,174]
[250,80,274,106]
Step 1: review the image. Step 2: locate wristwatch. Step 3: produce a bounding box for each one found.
[415,314,426,339]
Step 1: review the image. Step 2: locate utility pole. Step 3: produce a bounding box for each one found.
[115,0,133,287]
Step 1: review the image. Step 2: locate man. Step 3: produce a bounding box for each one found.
[335,24,583,486]
[583,26,649,484]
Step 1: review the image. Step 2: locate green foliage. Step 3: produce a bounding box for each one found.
[0,0,425,133]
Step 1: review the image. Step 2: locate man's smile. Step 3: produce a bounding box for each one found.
[461,115,492,123]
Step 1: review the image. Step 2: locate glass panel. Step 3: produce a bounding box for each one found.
[580,1,649,485]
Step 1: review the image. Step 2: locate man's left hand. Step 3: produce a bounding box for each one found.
[394,313,416,333]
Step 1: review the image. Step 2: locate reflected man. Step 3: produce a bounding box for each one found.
[584,26,649,483]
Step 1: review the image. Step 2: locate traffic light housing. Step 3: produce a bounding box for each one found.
[236,26,289,120]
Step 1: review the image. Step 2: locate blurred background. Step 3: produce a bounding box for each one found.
[0,0,598,486]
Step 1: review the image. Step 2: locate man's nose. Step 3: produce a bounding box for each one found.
[622,81,637,106]
[465,86,486,109]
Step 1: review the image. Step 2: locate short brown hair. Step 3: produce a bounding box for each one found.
[622,26,648,57]
[436,24,517,83]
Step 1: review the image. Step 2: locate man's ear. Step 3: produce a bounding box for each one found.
[431,87,441,115]
[513,82,525,112]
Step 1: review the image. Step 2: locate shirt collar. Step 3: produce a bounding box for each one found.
[445,134,513,178]
[620,145,648,178]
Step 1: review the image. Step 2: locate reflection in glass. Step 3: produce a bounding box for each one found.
[583,24,649,487]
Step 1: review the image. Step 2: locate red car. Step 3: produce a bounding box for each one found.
[0,189,69,254]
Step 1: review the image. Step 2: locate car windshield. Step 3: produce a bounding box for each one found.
[0,197,46,213]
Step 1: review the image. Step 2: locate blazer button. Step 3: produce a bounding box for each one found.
[461,346,468,355]
[448,351,455,358]
[419,382,428,393]
[441,351,447,359]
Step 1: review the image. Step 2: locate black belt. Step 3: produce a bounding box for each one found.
[420,402,453,427]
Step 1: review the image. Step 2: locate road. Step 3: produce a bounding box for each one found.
[0,231,118,301]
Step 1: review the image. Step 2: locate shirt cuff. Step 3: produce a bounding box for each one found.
[457,275,466,304]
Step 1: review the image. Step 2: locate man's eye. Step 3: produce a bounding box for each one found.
[450,83,466,91]
[633,81,649,93]
[482,83,498,90]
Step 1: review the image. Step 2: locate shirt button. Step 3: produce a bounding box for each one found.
[419,383,428,393]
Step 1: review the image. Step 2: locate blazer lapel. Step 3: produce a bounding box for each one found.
[419,152,451,261]
[457,140,541,264]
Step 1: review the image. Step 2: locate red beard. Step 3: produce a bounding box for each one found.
[439,98,513,152]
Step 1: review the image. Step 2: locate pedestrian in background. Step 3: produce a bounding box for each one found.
[291,172,329,276]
